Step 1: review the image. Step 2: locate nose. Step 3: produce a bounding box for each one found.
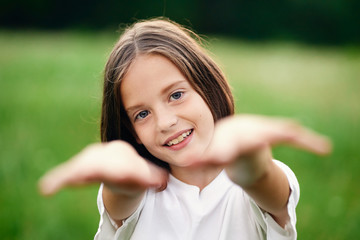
[155,106,178,132]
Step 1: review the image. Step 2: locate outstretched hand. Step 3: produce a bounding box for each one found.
[38,141,168,196]
[185,115,331,176]
[39,115,331,196]
[211,115,330,160]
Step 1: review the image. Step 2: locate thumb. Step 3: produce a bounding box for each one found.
[145,162,169,192]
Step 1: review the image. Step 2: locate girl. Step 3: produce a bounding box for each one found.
[39,18,331,240]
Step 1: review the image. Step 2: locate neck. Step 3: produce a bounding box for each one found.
[170,165,223,191]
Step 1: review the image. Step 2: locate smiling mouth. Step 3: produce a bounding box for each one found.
[165,129,193,146]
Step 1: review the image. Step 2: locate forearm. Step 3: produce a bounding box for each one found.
[102,184,145,227]
[225,147,290,227]
[242,161,290,226]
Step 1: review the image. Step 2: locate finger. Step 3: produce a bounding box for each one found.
[38,160,83,196]
[180,150,226,170]
[232,117,331,156]
[195,117,332,166]
[137,161,169,191]
[274,127,332,155]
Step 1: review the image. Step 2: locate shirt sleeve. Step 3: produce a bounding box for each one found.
[94,183,146,240]
[248,159,300,240]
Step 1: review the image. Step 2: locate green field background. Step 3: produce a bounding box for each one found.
[0,31,359,239]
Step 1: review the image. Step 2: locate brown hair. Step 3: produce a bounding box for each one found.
[101,18,234,168]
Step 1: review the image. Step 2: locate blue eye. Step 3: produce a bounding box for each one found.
[170,91,183,101]
[136,110,149,120]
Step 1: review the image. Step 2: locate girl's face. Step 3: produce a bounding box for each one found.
[121,54,215,169]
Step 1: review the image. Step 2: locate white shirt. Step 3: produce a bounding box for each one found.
[94,160,299,240]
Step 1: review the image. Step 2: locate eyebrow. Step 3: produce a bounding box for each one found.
[160,79,188,95]
[125,79,188,114]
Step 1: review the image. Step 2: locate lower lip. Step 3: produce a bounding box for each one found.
[165,130,193,151]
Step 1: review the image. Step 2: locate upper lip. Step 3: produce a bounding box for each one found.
[163,129,192,146]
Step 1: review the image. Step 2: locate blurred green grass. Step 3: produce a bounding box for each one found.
[0,30,359,239]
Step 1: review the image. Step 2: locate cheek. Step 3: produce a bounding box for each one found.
[187,95,214,120]
[135,126,160,156]
[133,125,150,145]
[195,103,215,135]
[198,101,215,124]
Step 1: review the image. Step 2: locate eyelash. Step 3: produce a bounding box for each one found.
[135,110,149,120]
[170,91,184,101]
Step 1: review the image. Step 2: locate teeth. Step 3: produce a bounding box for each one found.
[166,130,192,146]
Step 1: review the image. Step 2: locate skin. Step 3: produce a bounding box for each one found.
[39,54,332,229]
[121,54,221,188]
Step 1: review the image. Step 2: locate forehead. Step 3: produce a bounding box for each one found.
[120,54,188,107]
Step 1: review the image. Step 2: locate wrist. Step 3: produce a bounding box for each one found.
[226,146,272,187]
[103,182,145,198]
